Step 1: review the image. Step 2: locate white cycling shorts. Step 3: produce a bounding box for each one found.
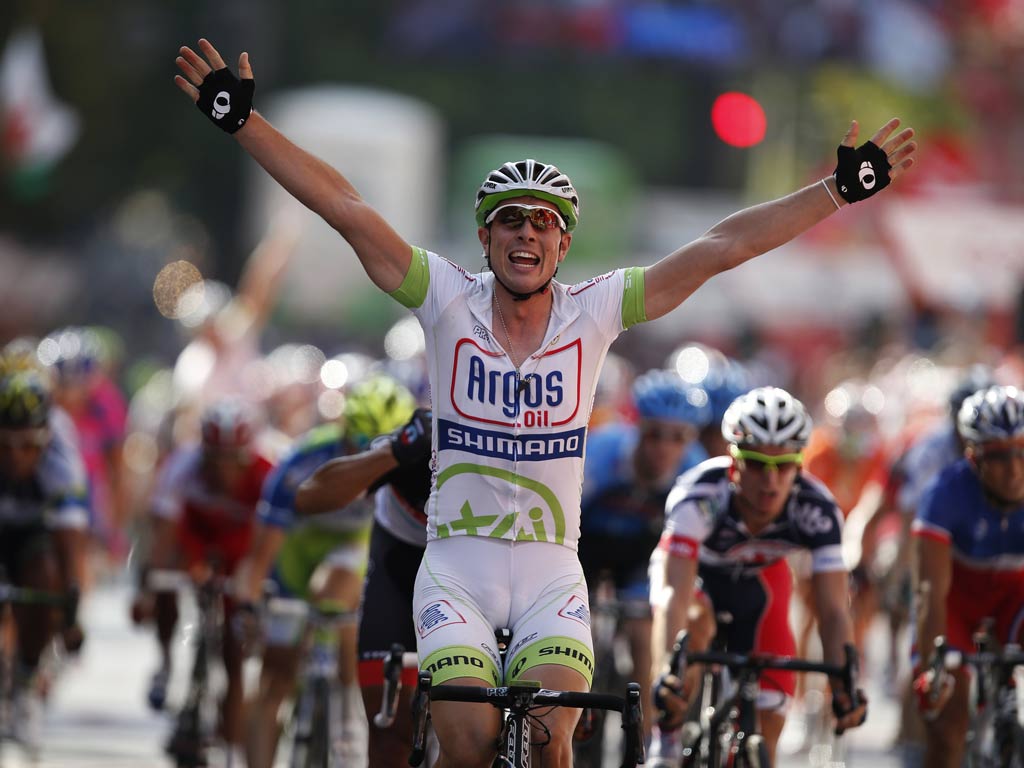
[412,536,594,686]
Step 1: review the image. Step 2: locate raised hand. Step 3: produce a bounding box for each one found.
[834,117,917,203]
[174,39,254,134]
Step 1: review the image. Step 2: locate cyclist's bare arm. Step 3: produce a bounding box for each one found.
[294,441,396,516]
[643,118,916,321]
[914,535,951,663]
[651,554,699,673]
[811,569,857,666]
[234,523,287,603]
[174,40,411,293]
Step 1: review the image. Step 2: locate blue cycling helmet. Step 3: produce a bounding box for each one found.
[948,364,997,420]
[666,343,749,423]
[632,370,712,427]
[957,385,1024,445]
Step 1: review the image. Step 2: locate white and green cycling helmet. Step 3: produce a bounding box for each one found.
[475,159,580,232]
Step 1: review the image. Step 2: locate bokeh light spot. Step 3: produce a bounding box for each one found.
[711,92,766,148]
[153,261,203,319]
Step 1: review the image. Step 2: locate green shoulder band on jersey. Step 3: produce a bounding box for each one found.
[389,246,430,309]
[621,266,647,329]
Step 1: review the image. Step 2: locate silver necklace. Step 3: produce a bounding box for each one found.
[493,290,522,371]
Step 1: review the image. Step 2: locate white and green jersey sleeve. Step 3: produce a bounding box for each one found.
[390,247,647,550]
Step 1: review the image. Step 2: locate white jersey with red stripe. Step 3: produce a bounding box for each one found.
[389,247,647,550]
[656,457,845,574]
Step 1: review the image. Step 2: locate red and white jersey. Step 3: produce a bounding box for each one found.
[151,444,274,571]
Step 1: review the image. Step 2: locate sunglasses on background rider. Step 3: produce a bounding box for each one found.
[0,429,50,451]
[484,204,567,232]
[972,441,1024,464]
[729,445,804,472]
[641,423,693,444]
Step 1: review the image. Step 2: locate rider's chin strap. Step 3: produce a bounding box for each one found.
[484,243,558,302]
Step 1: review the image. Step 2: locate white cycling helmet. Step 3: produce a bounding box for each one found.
[475,159,580,232]
[957,385,1024,445]
[721,386,813,449]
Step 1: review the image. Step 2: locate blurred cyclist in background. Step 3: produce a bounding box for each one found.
[912,385,1024,768]
[0,371,88,754]
[577,368,710,749]
[131,397,273,760]
[295,405,432,768]
[234,374,414,768]
[40,326,129,571]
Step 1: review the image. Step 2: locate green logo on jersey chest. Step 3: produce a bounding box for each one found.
[434,463,566,545]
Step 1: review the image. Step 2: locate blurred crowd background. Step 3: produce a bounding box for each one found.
[0,0,1023,538]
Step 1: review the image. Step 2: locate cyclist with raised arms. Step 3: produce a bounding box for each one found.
[173,39,915,766]
[648,387,867,764]
[0,371,87,754]
[911,385,1024,768]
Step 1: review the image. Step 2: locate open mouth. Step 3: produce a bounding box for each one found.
[509,251,540,268]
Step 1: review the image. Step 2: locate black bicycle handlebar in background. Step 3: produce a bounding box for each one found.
[666,630,862,729]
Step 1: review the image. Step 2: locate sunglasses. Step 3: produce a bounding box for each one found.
[973,444,1024,464]
[484,204,566,232]
[641,424,692,444]
[729,445,803,472]
[0,429,49,450]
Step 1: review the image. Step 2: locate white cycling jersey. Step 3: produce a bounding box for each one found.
[390,247,647,550]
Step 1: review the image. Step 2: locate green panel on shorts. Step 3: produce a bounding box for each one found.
[506,636,594,687]
[420,645,500,686]
[275,525,370,600]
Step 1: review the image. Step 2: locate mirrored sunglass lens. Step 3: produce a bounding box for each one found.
[498,207,560,230]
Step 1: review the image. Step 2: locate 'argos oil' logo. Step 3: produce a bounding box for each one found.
[450,338,581,427]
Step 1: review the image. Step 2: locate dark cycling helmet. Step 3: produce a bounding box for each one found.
[343,375,416,448]
[0,372,52,430]
[721,386,812,450]
[957,385,1024,445]
[475,159,580,232]
[948,364,997,420]
[200,398,257,449]
[632,370,712,427]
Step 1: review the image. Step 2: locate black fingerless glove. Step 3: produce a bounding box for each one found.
[834,140,891,203]
[391,408,432,467]
[196,67,254,134]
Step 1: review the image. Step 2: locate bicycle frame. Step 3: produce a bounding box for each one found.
[286,601,357,768]
[409,671,644,768]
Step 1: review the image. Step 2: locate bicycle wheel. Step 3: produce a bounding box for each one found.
[306,677,333,768]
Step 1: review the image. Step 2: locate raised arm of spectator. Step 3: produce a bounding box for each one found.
[174,39,411,293]
[235,208,303,330]
[643,118,917,321]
